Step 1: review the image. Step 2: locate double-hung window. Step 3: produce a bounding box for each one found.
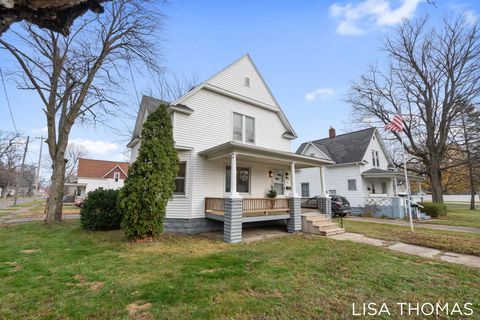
[232,113,255,144]
[114,172,120,182]
[174,162,187,195]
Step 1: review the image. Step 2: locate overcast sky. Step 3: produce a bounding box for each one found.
[1,0,478,177]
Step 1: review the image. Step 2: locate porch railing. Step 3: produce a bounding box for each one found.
[242,198,289,212]
[205,197,225,212]
[204,197,289,215]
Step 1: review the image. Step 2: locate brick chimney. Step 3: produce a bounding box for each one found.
[329,127,336,138]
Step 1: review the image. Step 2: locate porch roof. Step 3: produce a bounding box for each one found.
[198,141,334,168]
[361,168,424,181]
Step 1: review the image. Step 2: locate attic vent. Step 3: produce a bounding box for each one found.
[244,77,250,87]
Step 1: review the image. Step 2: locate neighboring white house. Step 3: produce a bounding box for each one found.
[67,158,129,200]
[295,127,423,213]
[128,54,334,242]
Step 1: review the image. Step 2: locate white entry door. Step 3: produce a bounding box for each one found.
[273,170,284,195]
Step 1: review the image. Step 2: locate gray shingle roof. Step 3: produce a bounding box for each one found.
[296,128,376,164]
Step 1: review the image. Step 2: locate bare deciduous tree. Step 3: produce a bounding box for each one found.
[65,143,88,181]
[349,16,480,203]
[0,0,164,222]
[0,131,22,197]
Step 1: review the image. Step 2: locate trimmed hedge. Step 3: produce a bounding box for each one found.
[419,202,447,218]
[80,189,122,231]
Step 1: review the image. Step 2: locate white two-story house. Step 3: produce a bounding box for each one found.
[295,127,423,215]
[128,54,334,242]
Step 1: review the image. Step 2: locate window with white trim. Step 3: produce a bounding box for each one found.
[174,162,186,195]
[301,183,310,197]
[114,172,120,182]
[225,166,250,193]
[348,179,357,191]
[372,150,380,167]
[381,182,387,194]
[232,113,255,144]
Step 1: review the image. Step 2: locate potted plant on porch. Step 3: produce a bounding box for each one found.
[267,185,277,209]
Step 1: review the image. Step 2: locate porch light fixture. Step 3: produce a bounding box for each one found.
[285,172,289,179]
[268,170,273,178]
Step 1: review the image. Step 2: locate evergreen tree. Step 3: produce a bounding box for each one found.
[119,104,179,240]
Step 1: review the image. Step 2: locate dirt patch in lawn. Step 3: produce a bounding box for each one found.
[20,249,39,254]
[126,301,153,320]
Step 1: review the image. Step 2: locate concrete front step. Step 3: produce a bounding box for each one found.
[319,228,346,236]
[301,214,345,236]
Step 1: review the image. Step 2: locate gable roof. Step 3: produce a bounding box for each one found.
[296,128,378,164]
[77,158,129,179]
[171,54,297,139]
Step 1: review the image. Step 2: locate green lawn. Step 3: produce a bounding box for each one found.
[419,203,480,229]
[343,220,480,256]
[1,221,479,319]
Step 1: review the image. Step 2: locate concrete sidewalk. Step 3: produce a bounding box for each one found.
[345,216,480,234]
[0,214,80,224]
[329,232,480,269]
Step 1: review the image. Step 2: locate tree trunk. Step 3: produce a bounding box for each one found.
[45,155,66,223]
[429,159,444,203]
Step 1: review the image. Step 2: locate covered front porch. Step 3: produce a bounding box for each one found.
[361,168,425,219]
[198,141,333,243]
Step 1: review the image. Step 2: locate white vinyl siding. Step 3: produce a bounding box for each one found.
[166,150,192,218]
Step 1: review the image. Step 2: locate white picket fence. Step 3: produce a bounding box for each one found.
[422,194,479,203]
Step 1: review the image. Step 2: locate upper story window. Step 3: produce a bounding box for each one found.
[233,112,255,144]
[372,150,380,167]
[244,77,250,87]
[114,172,120,182]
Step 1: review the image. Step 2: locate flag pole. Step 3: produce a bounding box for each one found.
[400,131,414,232]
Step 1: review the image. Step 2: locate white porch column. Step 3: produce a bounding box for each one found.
[393,176,398,196]
[230,152,238,197]
[320,165,327,196]
[290,162,297,196]
[418,181,422,195]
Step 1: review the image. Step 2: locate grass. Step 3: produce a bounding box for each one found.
[17,204,80,218]
[419,203,480,229]
[343,220,480,256]
[0,221,479,319]
[13,200,45,208]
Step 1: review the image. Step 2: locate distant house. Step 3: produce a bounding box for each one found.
[296,127,423,214]
[68,158,129,200]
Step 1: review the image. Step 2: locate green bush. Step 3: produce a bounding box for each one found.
[80,189,122,231]
[119,104,179,240]
[419,202,447,218]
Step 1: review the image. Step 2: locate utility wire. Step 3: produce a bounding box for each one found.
[0,67,18,133]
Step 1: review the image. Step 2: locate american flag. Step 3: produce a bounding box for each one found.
[385,114,404,132]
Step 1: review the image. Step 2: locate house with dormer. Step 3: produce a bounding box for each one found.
[128,54,338,242]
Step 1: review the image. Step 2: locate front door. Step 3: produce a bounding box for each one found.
[273,170,284,195]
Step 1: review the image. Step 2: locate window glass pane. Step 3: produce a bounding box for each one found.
[225,166,250,193]
[233,113,243,141]
[177,162,186,178]
[348,179,357,191]
[174,162,186,195]
[174,179,185,194]
[301,183,309,197]
[245,116,255,143]
[237,168,250,193]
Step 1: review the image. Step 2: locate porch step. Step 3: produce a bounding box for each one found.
[301,214,345,236]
